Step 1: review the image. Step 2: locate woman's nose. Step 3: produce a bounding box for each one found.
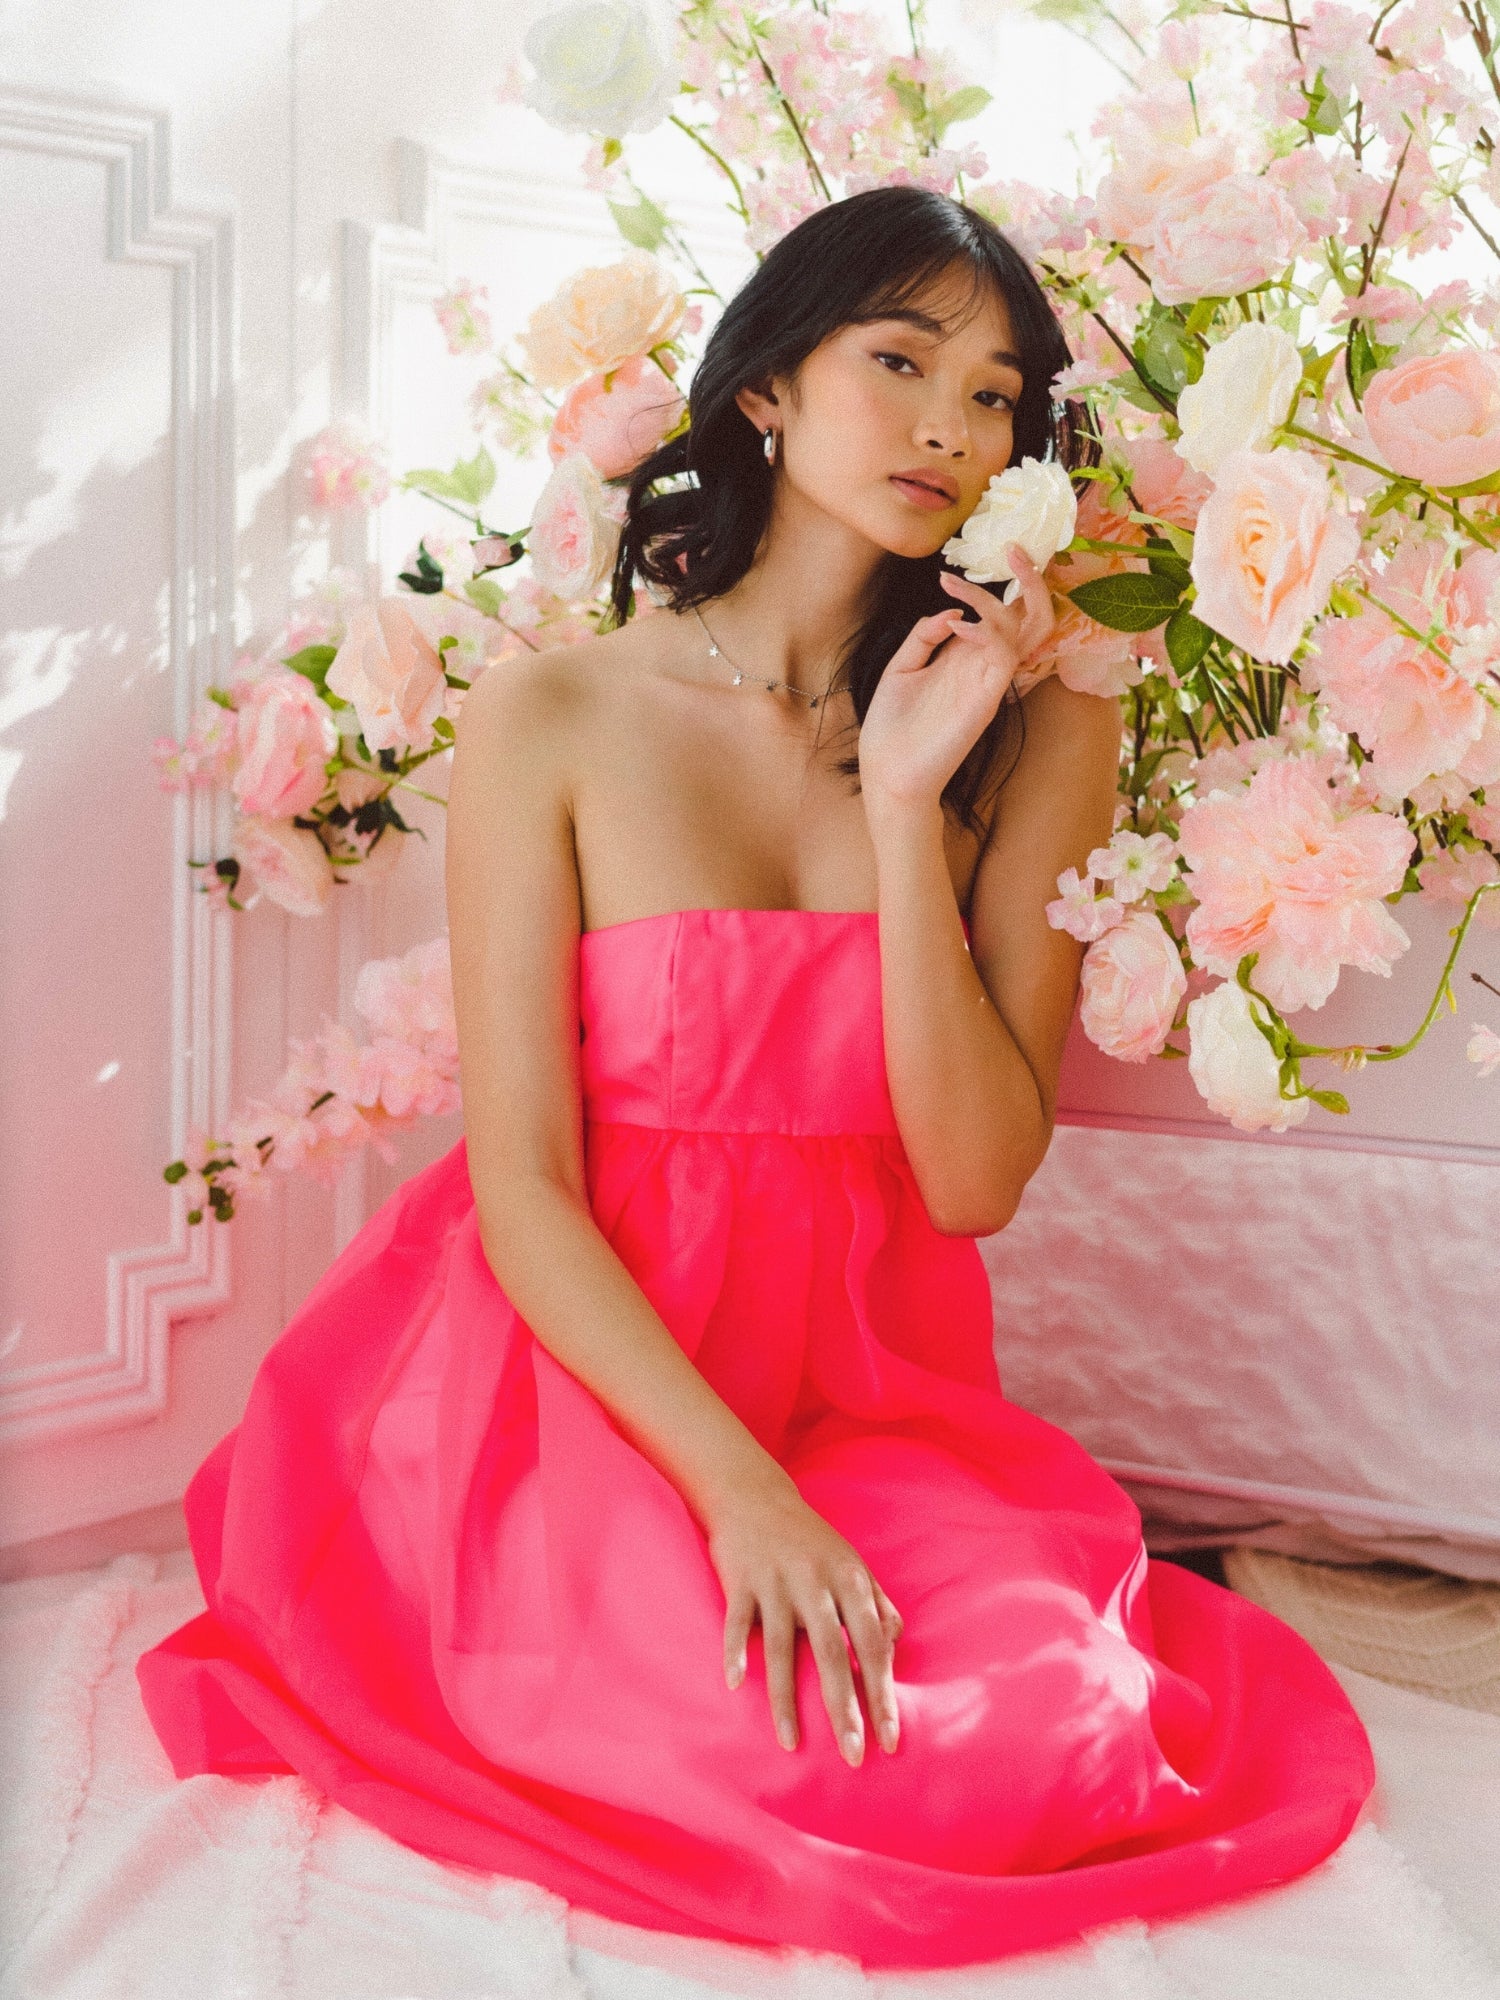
[916,404,970,458]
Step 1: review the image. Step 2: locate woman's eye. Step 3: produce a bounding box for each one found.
[874,351,919,375]
[975,390,1017,411]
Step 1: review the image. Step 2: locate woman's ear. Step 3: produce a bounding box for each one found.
[734,380,780,434]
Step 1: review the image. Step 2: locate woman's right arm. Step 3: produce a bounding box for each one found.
[445,655,903,1766]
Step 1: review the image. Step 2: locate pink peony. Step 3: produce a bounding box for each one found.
[1178,758,1414,1011]
[232,671,338,820]
[548,355,684,479]
[1303,614,1491,800]
[1363,350,1500,488]
[326,599,447,754]
[1120,436,1213,531]
[1190,449,1360,665]
[230,816,335,918]
[1079,912,1188,1062]
[1149,175,1307,307]
[1094,132,1236,248]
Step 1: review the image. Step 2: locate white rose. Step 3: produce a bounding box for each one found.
[523,1,676,139]
[521,251,685,392]
[1176,323,1304,477]
[1186,980,1310,1133]
[528,453,624,602]
[941,457,1078,591]
[231,816,335,918]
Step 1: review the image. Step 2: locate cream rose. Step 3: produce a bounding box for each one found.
[522,0,676,138]
[1176,322,1304,477]
[529,452,624,602]
[1189,448,1360,665]
[231,817,335,918]
[1186,979,1310,1133]
[1079,912,1188,1063]
[231,671,338,820]
[1363,349,1500,488]
[521,251,685,392]
[942,457,1078,591]
[326,600,447,754]
[1150,175,1306,309]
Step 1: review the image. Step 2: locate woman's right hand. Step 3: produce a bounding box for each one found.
[707,1472,904,1767]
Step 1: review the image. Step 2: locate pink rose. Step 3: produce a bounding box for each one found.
[1178,758,1414,1012]
[326,599,447,753]
[1120,436,1212,531]
[1150,175,1306,308]
[529,453,625,602]
[231,671,338,819]
[231,816,335,917]
[548,355,684,479]
[1417,847,1500,929]
[1079,912,1188,1062]
[1190,449,1360,665]
[1025,485,1151,698]
[1363,349,1500,488]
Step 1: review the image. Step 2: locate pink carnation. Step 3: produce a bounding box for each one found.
[1079,911,1188,1062]
[1178,758,1414,1012]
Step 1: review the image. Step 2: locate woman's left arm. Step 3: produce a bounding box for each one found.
[862,570,1122,1236]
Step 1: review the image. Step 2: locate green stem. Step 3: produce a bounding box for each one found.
[748,39,834,201]
[1295,882,1500,1064]
[669,114,750,222]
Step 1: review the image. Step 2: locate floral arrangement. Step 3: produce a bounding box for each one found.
[158,0,1500,1224]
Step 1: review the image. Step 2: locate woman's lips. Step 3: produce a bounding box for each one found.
[890,472,958,512]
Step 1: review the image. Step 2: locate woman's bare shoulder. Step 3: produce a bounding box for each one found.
[1019,671,1125,751]
[453,620,650,761]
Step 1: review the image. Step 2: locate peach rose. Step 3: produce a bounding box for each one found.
[1190,448,1360,665]
[1150,175,1306,308]
[520,251,685,392]
[1363,349,1500,488]
[1079,912,1188,1063]
[529,453,624,602]
[326,600,447,754]
[548,355,684,478]
[231,817,335,918]
[232,671,338,820]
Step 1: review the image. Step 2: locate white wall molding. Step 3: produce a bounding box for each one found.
[0,90,235,1443]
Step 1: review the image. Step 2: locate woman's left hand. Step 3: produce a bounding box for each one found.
[857,544,1056,815]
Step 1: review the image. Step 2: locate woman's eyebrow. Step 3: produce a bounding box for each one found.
[868,309,1023,372]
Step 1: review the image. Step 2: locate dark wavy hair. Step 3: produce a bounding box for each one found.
[609,185,1098,836]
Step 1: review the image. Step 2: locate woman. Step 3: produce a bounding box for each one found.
[138,188,1374,1970]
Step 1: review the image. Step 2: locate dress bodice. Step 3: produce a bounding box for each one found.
[578,907,911,1138]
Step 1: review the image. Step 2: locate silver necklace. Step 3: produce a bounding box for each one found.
[691,603,832,710]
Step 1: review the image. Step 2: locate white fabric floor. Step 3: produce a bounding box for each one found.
[1,1550,1497,2000]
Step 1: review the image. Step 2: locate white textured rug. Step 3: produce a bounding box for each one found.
[2,1551,1497,2000]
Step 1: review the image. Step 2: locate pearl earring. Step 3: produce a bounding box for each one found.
[763,427,777,467]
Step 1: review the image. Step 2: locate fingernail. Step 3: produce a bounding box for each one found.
[778,1719,797,1751]
[842,1728,864,1766]
[879,1719,899,1753]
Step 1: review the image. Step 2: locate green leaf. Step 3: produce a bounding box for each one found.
[163,1160,188,1184]
[930,84,992,136]
[1305,1086,1351,1114]
[205,685,236,709]
[398,541,445,594]
[1067,571,1183,633]
[284,643,338,684]
[609,194,670,252]
[600,137,623,167]
[1137,314,1201,397]
[1145,541,1193,589]
[464,575,505,618]
[887,74,928,125]
[1303,67,1345,135]
[432,714,455,742]
[1164,605,1214,675]
[401,445,496,510]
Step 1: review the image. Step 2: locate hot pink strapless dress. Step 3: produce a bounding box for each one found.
[138,907,1374,1970]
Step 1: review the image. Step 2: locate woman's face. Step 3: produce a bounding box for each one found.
[739,269,1026,561]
